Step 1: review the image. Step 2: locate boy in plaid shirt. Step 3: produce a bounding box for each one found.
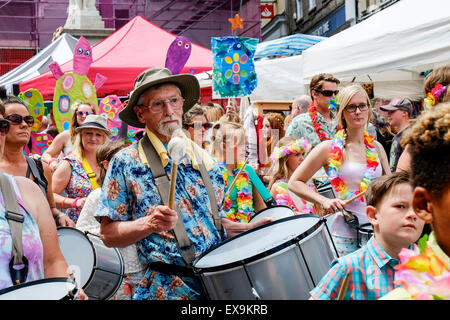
[310,171,425,300]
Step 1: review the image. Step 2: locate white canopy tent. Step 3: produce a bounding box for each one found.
[0,33,78,94]
[301,0,450,100]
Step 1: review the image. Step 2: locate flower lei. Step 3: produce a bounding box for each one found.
[393,234,450,300]
[424,83,447,110]
[273,179,315,214]
[270,138,311,162]
[220,162,253,223]
[328,130,379,202]
[308,103,329,141]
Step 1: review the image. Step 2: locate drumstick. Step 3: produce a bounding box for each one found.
[167,137,186,210]
[312,175,328,180]
[224,156,249,197]
[337,271,350,300]
[343,190,366,206]
[321,190,367,219]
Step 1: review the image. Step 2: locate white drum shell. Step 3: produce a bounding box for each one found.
[57,227,124,300]
[194,215,336,300]
[0,278,76,300]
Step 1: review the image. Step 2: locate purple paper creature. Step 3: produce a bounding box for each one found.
[165,36,192,75]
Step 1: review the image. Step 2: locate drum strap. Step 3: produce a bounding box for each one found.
[0,173,28,285]
[191,148,224,237]
[141,135,196,265]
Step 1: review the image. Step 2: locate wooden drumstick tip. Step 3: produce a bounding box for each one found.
[337,271,350,300]
[225,156,250,197]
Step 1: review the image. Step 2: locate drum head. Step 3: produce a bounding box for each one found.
[250,205,295,223]
[0,278,75,300]
[57,227,95,288]
[194,215,322,270]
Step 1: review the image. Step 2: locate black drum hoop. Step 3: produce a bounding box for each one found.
[250,205,294,221]
[0,277,75,298]
[193,214,324,274]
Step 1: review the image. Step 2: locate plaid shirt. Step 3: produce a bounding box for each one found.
[310,236,399,300]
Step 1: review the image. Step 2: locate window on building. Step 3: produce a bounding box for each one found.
[309,0,317,11]
[296,0,303,21]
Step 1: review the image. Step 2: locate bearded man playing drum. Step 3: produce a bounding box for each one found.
[95,67,272,300]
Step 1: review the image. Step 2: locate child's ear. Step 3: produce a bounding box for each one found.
[412,187,434,224]
[366,205,379,226]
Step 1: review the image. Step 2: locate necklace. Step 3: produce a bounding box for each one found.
[308,103,332,141]
[328,130,379,202]
[220,161,253,223]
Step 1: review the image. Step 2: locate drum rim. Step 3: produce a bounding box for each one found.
[57,226,97,289]
[250,205,294,221]
[193,214,323,273]
[84,232,126,300]
[0,277,73,296]
[357,222,373,232]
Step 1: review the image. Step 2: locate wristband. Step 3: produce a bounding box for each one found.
[48,158,58,166]
[61,197,68,209]
[72,197,81,209]
[55,213,67,225]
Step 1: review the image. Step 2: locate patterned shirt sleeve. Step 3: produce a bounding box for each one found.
[95,150,133,221]
[309,258,351,300]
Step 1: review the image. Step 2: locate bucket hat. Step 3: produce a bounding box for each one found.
[119,67,200,128]
[75,114,111,136]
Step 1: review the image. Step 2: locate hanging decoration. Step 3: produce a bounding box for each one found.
[50,36,107,133]
[211,36,258,98]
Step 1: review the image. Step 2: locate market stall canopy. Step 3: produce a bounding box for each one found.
[254,33,325,61]
[19,16,213,100]
[301,0,450,99]
[0,33,78,95]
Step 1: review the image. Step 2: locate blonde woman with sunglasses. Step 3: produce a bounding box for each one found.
[42,100,97,172]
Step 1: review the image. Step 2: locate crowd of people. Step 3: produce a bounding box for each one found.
[0,63,448,301]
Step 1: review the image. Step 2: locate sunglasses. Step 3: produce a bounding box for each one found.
[6,114,35,127]
[0,119,11,136]
[315,89,339,97]
[76,111,93,117]
[186,122,212,130]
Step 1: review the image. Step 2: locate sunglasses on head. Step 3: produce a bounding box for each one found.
[76,111,93,117]
[315,89,339,97]
[6,114,35,127]
[0,119,11,136]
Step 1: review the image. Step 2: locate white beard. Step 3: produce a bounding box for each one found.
[157,115,182,138]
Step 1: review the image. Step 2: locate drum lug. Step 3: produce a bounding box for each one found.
[251,287,261,300]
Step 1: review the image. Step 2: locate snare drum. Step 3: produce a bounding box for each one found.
[193,215,336,300]
[0,278,77,300]
[250,205,295,223]
[356,223,374,248]
[57,227,124,300]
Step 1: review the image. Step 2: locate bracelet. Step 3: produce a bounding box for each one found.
[72,197,81,209]
[48,158,58,166]
[61,197,68,209]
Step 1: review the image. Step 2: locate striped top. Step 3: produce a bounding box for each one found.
[310,236,399,300]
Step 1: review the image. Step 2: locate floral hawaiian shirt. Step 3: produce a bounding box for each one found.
[95,142,226,300]
[285,112,338,149]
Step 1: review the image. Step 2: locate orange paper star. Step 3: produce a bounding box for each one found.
[228,14,244,31]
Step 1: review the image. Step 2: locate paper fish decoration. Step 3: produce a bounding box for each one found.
[165,36,192,75]
[98,96,144,142]
[211,36,258,98]
[50,36,107,133]
[18,88,45,132]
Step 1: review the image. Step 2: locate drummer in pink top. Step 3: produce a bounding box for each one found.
[0,101,86,299]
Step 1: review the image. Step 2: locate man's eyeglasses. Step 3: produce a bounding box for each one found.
[0,119,11,136]
[76,111,93,117]
[315,89,339,97]
[186,122,212,130]
[6,114,35,127]
[345,103,369,113]
[139,95,185,113]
